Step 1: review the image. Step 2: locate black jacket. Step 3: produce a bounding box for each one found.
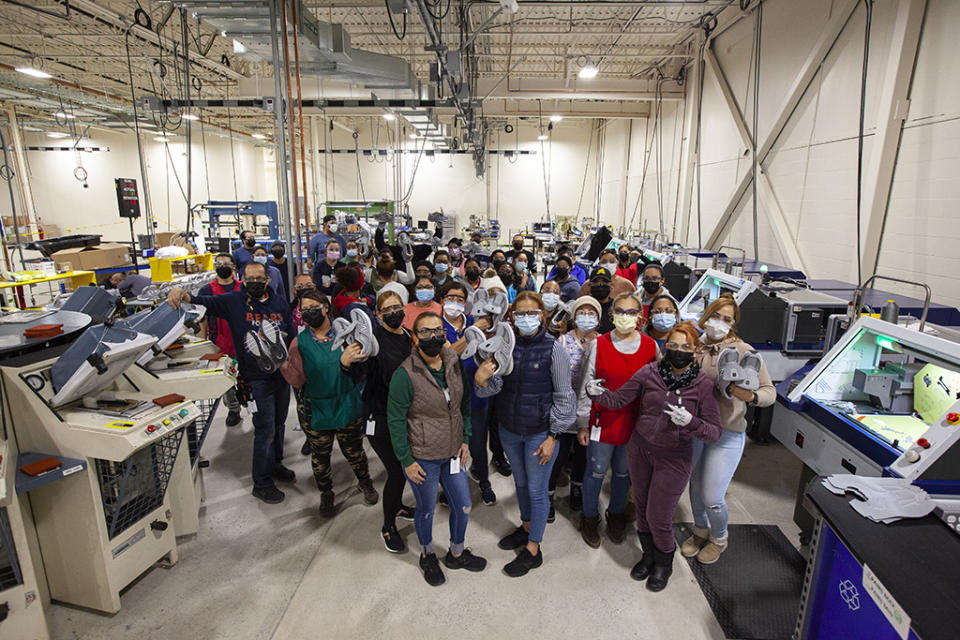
[363,325,413,437]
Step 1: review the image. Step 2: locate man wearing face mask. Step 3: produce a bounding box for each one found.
[233,230,258,273]
[577,249,636,300]
[490,249,508,275]
[615,244,638,282]
[638,263,670,316]
[497,263,520,303]
[198,253,244,427]
[506,234,535,271]
[512,256,537,297]
[269,241,291,297]
[167,262,295,505]
[546,247,587,285]
[586,266,616,334]
[251,246,284,295]
[309,214,348,264]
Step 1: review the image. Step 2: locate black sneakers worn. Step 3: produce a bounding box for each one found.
[359,482,379,505]
[300,440,311,456]
[437,490,448,507]
[273,466,296,483]
[252,485,285,504]
[498,525,529,550]
[547,494,556,523]
[569,483,583,512]
[318,490,336,517]
[225,410,242,427]
[419,553,446,587]
[443,549,487,572]
[503,547,543,578]
[396,505,416,521]
[381,525,405,554]
[491,456,512,477]
[480,485,497,506]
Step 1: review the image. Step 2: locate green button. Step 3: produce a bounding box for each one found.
[179,409,188,417]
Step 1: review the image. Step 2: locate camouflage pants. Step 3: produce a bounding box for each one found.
[300,411,372,493]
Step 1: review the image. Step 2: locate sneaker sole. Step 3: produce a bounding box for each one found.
[397,512,415,521]
[253,494,284,505]
[443,559,487,572]
[483,498,497,506]
[382,536,404,554]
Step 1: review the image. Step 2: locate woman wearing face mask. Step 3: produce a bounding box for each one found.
[362,290,417,552]
[388,312,488,586]
[586,322,721,591]
[251,246,284,295]
[457,257,483,291]
[447,238,464,271]
[497,263,519,303]
[638,263,670,316]
[403,276,443,331]
[432,251,453,290]
[552,255,582,303]
[281,291,379,517]
[577,249,636,300]
[511,256,537,297]
[269,242,290,297]
[644,294,680,348]
[311,239,343,296]
[576,293,658,548]
[546,247,587,285]
[198,254,243,427]
[490,249,507,274]
[478,292,577,577]
[540,280,566,337]
[549,296,601,514]
[616,244,638,284]
[370,251,415,292]
[586,267,616,334]
[681,295,775,564]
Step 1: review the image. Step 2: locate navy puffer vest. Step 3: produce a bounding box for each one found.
[495,327,555,435]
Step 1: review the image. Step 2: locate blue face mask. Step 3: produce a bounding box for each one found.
[253,255,268,264]
[514,315,541,336]
[416,288,434,303]
[651,312,677,333]
[575,314,599,333]
[346,249,358,258]
[542,292,560,311]
[435,263,449,274]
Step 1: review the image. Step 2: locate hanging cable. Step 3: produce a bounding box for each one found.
[855,0,873,283]
[750,1,762,260]
[0,127,24,269]
[385,0,407,40]
[180,9,193,234]
[353,131,366,200]
[575,120,595,219]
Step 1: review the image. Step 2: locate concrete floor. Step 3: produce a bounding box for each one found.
[49,407,805,640]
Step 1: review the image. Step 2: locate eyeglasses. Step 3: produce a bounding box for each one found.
[380,304,403,315]
[215,262,233,269]
[664,342,696,352]
[245,278,267,284]
[613,308,641,317]
[443,294,466,303]
[513,310,541,318]
[641,277,663,284]
[416,328,445,339]
[711,311,736,325]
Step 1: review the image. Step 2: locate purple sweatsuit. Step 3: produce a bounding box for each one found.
[594,362,722,552]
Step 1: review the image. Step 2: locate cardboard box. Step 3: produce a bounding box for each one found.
[154,232,189,248]
[52,243,132,271]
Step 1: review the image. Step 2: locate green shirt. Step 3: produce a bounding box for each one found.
[387,358,472,468]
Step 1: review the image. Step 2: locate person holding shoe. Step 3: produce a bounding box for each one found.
[280,291,379,517]
[681,295,775,564]
[577,293,657,548]
[388,312,487,586]
[587,321,721,591]
[479,292,577,577]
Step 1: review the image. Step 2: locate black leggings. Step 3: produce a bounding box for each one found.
[367,426,406,530]
[549,433,587,492]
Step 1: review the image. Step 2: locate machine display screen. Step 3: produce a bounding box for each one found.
[682,278,746,321]
[803,326,960,452]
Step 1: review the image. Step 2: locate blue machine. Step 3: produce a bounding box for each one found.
[205,201,280,244]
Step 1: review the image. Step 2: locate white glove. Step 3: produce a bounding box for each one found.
[586,378,608,398]
[664,403,693,427]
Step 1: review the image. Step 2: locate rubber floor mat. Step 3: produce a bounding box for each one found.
[674,523,806,640]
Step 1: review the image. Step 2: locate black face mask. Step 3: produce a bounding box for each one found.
[301,307,325,328]
[512,242,523,251]
[271,248,285,259]
[642,280,661,295]
[618,253,630,264]
[590,284,610,301]
[555,266,569,279]
[500,273,514,288]
[243,238,256,248]
[513,272,524,287]
[216,265,233,279]
[492,259,505,271]
[418,335,445,358]
[465,268,480,281]
[245,281,267,299]
[382,310,404,329]
[664,348,695,369]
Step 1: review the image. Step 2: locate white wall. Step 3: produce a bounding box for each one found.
[674,0,960,307]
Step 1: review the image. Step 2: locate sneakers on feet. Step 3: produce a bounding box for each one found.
[252,485,284,504]
[225,410,241,427]
[381,525,405,554]
[547,494,556,523]
[498,525,529,550]
[396,505,415,521]
[419,553,446,587]
[468,465,482,485]
[503,547,543,578]
[480,485,497,506]
[300,440,311,456]
[443,549,487,572]
[569,483,583,512]
[318,490,336,517]
[273,466,296,482]
[491,457,512,477]
[438,490,448,507]
[359,482,379,505]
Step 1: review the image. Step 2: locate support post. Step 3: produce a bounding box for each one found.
[268,0,296,296]
[676,44,701,246]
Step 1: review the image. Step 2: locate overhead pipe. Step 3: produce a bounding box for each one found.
[280,0,303,273]
[290,0,310,258]
[269,0,297,296]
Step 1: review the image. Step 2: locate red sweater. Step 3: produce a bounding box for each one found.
[589,332,657,445]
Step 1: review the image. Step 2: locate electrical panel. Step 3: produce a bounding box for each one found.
[115,178,141,219]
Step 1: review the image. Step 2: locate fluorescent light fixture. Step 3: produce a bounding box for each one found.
[233,39,247,54]
[251,133,267,140]
[16,66,51,79]
[537,134,549,141]
[154,137,171,143]
[578,63,599,80]
[47,132,69,139]
[181,113,199,121]
[550,114,563,123]
[409,133,418,140]
[54,110,75,120]
[382,113,396,121]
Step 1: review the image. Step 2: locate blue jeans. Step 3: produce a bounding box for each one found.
[405,458,472,555]
[688,430,746,538]
[249,376,291,490]
[499,428,558,544]
[582,440,631,518]
[468,405,491,488]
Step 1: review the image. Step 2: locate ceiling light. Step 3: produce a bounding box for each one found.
[382,113,396,121]
[16,66,51,79]
[550,114,563,123]
[53,110,75,120]
[181,113,199,121]
[252,133,267,140]
[47,132,69,139]
[154,137,171,143]
[537,134,549,141]
[233,39,247,54]
[578,63,599,80]
[409,133,418,140]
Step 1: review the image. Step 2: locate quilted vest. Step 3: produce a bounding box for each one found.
[496,327,555,435]
[399,347,465,460]
[589,332,657,446]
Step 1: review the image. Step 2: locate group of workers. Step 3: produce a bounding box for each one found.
[163,222,775,589]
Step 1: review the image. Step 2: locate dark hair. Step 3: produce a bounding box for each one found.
[271,241,284,250]
[414,260,435,275]
[599,248,617,260]
[335,265,363,291]
[555,254,573,267]
[325,238,340,250]
[239,230,254,239]
[642,262,664,277]
[463,257,480,270]
[252,245,267,255]
[413,311,442,333]
[414,275,434,289]
[441,280,467,298]
[490,249,506,260]
[243,261,268,277]
[215,252,233,263]
[434,250,449,260]
[299,290,334,317]
[323,214,336,223]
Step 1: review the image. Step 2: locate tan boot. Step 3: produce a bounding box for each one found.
[697,534,728,565]
[680,526,709,558]
[580,515,601,548]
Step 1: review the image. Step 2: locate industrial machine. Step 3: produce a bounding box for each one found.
[739,284,850,356]
[774,316,960,540]
[677,268,758,322]
[1,321,202,613]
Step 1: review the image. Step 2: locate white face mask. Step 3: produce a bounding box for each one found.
[599,261,617,271]
[327,223,338,233]
[704,317,731,341]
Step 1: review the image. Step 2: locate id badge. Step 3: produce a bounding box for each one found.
[365,420,376,436]
[590,425,602,442]
[449,457,461,474]
[248,400,258,414]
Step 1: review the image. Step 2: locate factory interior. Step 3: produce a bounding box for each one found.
[0,0,957,638]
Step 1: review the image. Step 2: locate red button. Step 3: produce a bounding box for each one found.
[917,438,930,449]
[146,424,156,433]
[947,413,960,425]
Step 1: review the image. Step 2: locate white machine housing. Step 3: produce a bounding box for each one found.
[678,268,758,321]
